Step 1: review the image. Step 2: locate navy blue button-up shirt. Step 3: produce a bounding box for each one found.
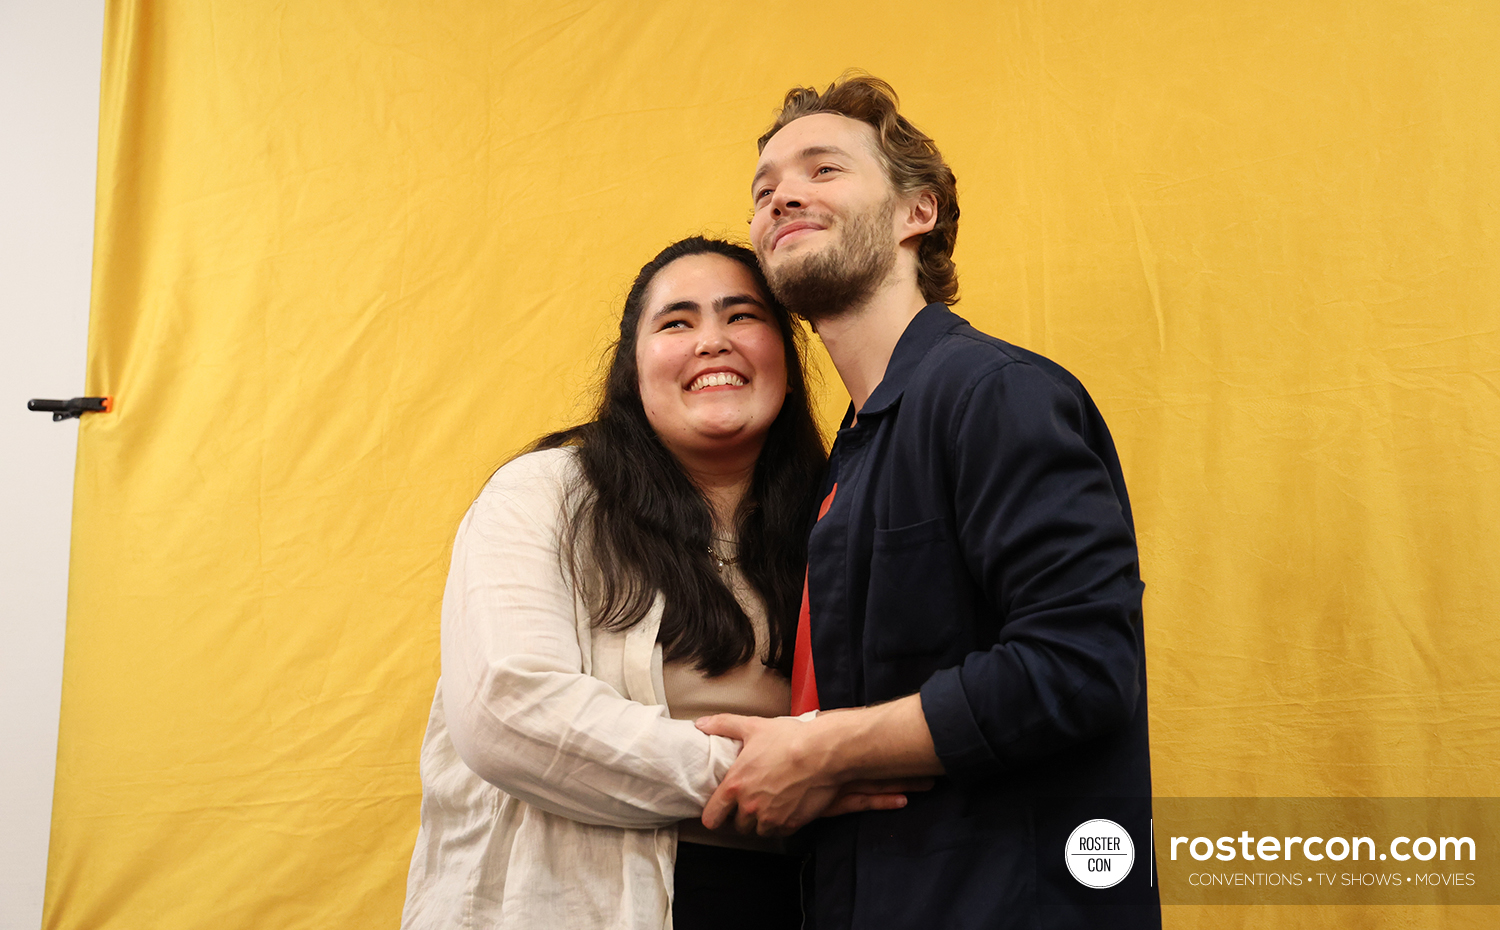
[804,305,1159,929]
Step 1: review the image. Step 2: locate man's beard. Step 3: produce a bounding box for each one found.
[764,200,897,324]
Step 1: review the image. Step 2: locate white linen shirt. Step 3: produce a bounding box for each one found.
[401,448,741,929]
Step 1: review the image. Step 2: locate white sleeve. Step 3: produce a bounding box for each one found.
[438,453,740,828]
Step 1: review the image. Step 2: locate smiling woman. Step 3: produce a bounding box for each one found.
[635,252,790,508]
[401,237,871,930]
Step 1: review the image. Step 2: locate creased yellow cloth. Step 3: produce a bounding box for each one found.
[48,2,1500,928]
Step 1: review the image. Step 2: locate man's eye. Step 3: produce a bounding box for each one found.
[755,188,772,202]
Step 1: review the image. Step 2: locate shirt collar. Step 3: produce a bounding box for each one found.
[849,303,965,422]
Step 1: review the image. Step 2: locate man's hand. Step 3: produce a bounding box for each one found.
[697,696,944,836]
[696,713,839,836]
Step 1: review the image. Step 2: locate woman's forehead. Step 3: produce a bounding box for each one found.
[643,254,765,313]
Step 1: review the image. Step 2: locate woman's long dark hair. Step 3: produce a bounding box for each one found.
[530,236,826,676]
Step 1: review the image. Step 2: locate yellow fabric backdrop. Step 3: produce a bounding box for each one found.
[48,1,1499,927]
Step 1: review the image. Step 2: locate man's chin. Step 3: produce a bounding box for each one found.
[769,265,869,323]
[764,225,895,321]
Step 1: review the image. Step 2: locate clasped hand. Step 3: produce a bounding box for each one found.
[695,712,932,837]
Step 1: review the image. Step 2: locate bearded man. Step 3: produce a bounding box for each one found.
[696,75,1161,930]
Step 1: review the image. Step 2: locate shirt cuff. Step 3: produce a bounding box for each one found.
[919,667,1000,780]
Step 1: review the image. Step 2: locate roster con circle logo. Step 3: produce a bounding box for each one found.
[1065,819,1135,889]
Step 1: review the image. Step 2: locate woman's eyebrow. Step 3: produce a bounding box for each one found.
[650,294,764,323]
[649,300,701,321]
[716,294,765,310]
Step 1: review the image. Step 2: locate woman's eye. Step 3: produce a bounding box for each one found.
[816,166,837,176]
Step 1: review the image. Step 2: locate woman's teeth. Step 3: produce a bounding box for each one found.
[689,372,746,391]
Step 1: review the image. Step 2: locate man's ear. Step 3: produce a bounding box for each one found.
[898,189,938,244]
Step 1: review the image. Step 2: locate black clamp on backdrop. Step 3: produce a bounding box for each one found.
[28,397,113,422]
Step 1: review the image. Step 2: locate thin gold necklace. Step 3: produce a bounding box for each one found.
[707,541,738,571]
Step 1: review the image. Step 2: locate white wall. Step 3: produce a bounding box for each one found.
[0,2,105,928]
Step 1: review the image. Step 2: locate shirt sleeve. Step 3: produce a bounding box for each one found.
[918,360,1146,780]
[438,452,740,827]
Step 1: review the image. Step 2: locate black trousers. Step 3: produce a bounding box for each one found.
[672,841,803,930]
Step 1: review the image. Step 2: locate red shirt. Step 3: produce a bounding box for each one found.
[789,483,837,715]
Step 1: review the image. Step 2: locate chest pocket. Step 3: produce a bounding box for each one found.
[867,517,974,659]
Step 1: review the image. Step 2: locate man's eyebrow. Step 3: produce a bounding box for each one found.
[798,145,853,160]
[751,145,855,194]
[751,163,774,194]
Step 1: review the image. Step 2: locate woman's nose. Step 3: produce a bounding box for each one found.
[696,324,731,355]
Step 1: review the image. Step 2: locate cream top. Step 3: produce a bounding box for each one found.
[402,449,743,930]
[661,544,791,851]
[660,551,791,723]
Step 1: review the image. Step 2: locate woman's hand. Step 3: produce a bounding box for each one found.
[820,778,936,818]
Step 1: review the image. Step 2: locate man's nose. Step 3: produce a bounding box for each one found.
[771,185,803,215]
